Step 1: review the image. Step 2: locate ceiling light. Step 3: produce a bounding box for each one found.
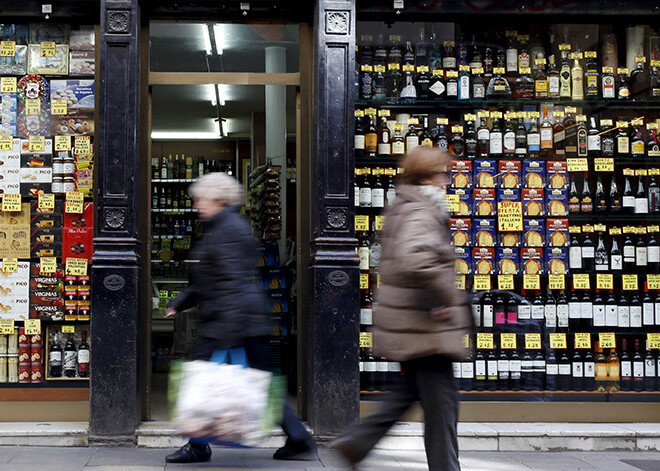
[201,24,212,55]
[213,24,223,55]
[216,84,225,106]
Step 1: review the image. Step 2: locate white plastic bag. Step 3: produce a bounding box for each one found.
[173,360,273,446]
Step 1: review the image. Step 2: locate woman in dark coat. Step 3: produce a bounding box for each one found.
[165,172,316,464]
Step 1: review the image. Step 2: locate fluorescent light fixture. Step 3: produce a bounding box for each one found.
[216,84,225,106]
[201,24,212,55]
[213,24,223,55]
[151,131,221,140]
[207,84,217,107]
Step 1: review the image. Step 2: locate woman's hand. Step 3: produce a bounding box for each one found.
[165,308,178,319]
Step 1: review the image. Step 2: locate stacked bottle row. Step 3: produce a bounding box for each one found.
[356,108,660,160]
[151,185,194,210]
[357,28,660,102]
[150,154,234,180]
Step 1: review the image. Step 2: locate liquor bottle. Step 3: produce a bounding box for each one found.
[648,232,660,273]
[633,338,644,392]
[388,361,401,392]
[563,111,577,158]
[571,53,584,100]
[152,186,159,210]
[534,59,548,98]
[645,344,657,391]
[429,69,446,100]
[77,331,90,378]
[582,231,595,273]
[456,33,468,67]
[365,115,378,158]
[643,286,656,331]
[385,37,402,99]
[618,71,631,100]
[433,122,449,151]
[569,231,582,271]
[593,289,605,331]
[601,66,616,99]
[474,349,486,391]
[631,59,649,98]
[568,288,582,331]
[160,156,168,179]
[416,65,430,100]
[546,347,558,391]
[553,111,566,157]
[531,291,545,332]
[571,347,584,391]
[545,291,558,330]
[557,290,569,332]
[601,120,615,157]
[498,348,510,391]
[595,174,607,213]
[458,65,470,101]
[618,292,630,330]
[605,290,618,329]
[63,334,77,378]
[391,124,405,157]
[477,118,490,158]
[461,350,474,391]
[513,67,534,99]
[584,51,599,99]
[509,349,522,391]
[494,293,506,333]
[518,289,531,325]
[359,173,372,208]
[484,47,494,78]
[558,347,572,391]
[647,127,660,157]
[167,155,174,178]
[428,29,442,72]
[595,343,608,392]
[400,42,417,103]
[610,176,622,212]
[637,232,649,272]
[469,37,482,70]
[587,116,601,157]
[49,334,63,378]
[442,40,456,70]
[636,176,649,214]
[465,120,479,160]
[620,338,632,391]
[420,116,433,147]
[363,349,376,391]
[405,122,419,152]
[546,55,560,99]
[533,350,546,391]
[446,70,458,100]
[377,117,390,157]
[559,50,572,98]
[359,64,374,101]
[506,34,518,76]
[486,65,512,98]
[527,117,541,158]
[583,347,596,391]
[471,292,481,328]
[386,175,396,206]
[540,108,553,158]
[481,291,494,332]
[568,177,580,214]
[151,156,159,180]
[576,117,588,158]
[354,114,365,159]
[489,117,503,158]
[521,349,534,391]
[372,174,385,209]
[631,126,646,157]
[581,174,593,214]
[503,116,516,158]
[595,234,609,272]
[630,290,643,330]
[622,176,635,214]
[623,232,636,272]
[472,67,486,100]
[610,235,623,272]
[651,65,660,98]
[649,176,660,213]
[607,346,621,392]
[581,290,593,331]
[358,232,370,270]
[515,117,527,158]
[372,39,387,101]
[450,125,465,158]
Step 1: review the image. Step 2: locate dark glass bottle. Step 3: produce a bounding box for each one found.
[472,67,486,100]
[584,51,599,99]
[622,176,635,214]
[648,231,660,273]
[489,117,503,158]
[616,124,630,158]
[571,347,584,391]
[633,338,644,392]
[648,128,660,157]
[563,111,577,158]
[49,334,63,378]
[610,235,623,272]
[354,114,365,159]
[609,175,622,212]
[623,232,636,272]
[433,122,449,151]
[595,174,607,213]
[601,120,615,157]
[515,118,527,158]
[568,176,580,214]
[477,118,490,158]
[450,125,465,158]
[513,68,534,99]
[77,331,90,378]
[503,117,516,158]
[464,119,477,159]
[587,116,601,157]
[63,334,77,378]
[576,117,588,158]
[582,231,595,273]
[618,71,631,100]
[631,59,650,99]
[509,349,521,391]
[583,348,596,391]
[558,348,572,391]
[636,176,649,215]
[580,174,593,214]
[485,67,512,98]
[620,339,632,392]
[595,233,609,272]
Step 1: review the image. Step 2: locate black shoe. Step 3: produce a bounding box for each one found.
[273,438,318,461]
[165,443,212,463]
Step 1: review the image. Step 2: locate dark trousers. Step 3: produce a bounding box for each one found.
[342,355,460,471]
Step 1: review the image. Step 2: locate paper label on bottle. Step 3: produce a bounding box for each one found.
[518,304,531,320]
[575,333,591,349]
[618,306,630,328]
[477,333,493,349]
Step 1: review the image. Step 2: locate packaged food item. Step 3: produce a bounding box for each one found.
[496,247,520,274]
[546,218,570,247]
[546,188,569,216]
[454,247,471,275]
[523,219,546,247]
[521,247,544,275]
[498,160,521,188]
[473,160,497,188]
[472,188,496,216]
[472,247,496,275]
[449,218,471,246]
[523,161,546,188]
[450,160,472,189]
[545,247,569,274]
[546,161,568,189]
[473,218,497,247]
[449,189,471,216]
[522,188,545,216]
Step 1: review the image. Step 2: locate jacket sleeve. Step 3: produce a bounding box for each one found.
[167,286,199,312]
[394,206,467,308]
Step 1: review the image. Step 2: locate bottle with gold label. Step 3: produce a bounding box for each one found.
[377,117,391,157]
[594,342,608,392]
[533,61,548,99]
[540,108,553,158]
[571,53,584,100]
[391,124,405,157]
[559,50,572,98]
[547,55,560,99]
[420,116,433,147]
[365,115,378,158]
[584,51,599,99]
[607,346,620,392]
[631,126,645,157]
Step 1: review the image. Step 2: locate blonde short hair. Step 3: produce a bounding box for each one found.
[398,146,451,186]
[189,172,243,206]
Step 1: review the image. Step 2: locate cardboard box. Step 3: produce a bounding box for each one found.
[546,161,568,189]
[472,188,496,216]
[546,188,569,216]
[521,247,544,275]
[449,218,471,246]
[523,219,546,247]
[473,247,496,274]
[497,247,520,274]
[522,188,545,216]
[454,247,471,275]
[473,218,497,247]
[473,160,497,188]
[0,203,30,258]
[498,160,522,188]
[523,160,546,188]
[546,218,570,247]
[449,189,471,216]
[450,160,472,189]
[546,247,569,274]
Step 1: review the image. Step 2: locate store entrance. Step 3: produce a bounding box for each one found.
[145,22,303,420]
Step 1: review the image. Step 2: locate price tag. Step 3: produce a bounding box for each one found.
[473,274,491,291]
[648,333,660,349]
[416,65,429,73]
[501,333,517,350]
[377,109,390,117]
[354,215,369,232]
[519,67,532,75]
[575,333,592,349]
[534,57,547,66]
[74,136,92,154]
[477,333,493,350]
[635,55,647,63]
[477,111,490,119]
[360,65,372,72]
[582,225,594,233]
[491,111,503,119]
[497,201,523,232]
[65,191,84,214]
[39,257,57,274]
[25,319,41,335]
[609,227,622,235]
[51,99,67,115]
[387,63,400,71]
[622,274,638,291]
[451,275,464,291]
[554,111,565,118]
[498,275,514,291]
[432,69,444,76]
[376,274,381,289]
[0,41,15,56]
[585,51,597,59]
[446,70,459,78]
[599,332,616,349]
[459,64,470,72]
[402,64,415,72]
[62,325,76,334]
[354,110,364,117]
[525,333,542,350]
[594,158,614,172]
[566,158,588,172]
[54,135,71,152]
[522,274,540,291]
[596,274,614,290]
[618,67,630,75]
[0,320,14,334]
[364,108,377,116]
[648,123,658,130]
[445,194,460,213]
[0,135,11,151]
[1,258,17,273]
[573,274,591,290]
[436,117,449,125]
[65,257,88,276]
[464,113,477,122]
[568,226,581,234]
[40,41,56,57]
[550,333,567,349]
[374,65,386,73]
[505,30,518,38]
[359,332,372,348]
[595,224,607,232]
[2,194,21,212]
[565,106,577,114]
[648,225,660,233]
[648,274,660,290]
[528,111,540,119]
[472,67,484,75]
[37,194,55,211]
[451,126,464,134]
[548,274,565,290]
[407,117,419,125]
[0,77,16,94]
[559,43,571,51]
[602,67,614,74]
[25,98,41,116]
[373,215,386,232]
[653,60,660,67]
[359,273,369,290]
[493,67,506,75]
[28,136,45,152]
[571,52,583,60]
[463,334,470,349]
[636,169,649,176]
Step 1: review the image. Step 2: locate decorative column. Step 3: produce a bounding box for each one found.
[90,0,142,441]
[307,0,359,434]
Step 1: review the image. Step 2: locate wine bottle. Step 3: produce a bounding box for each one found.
[620,339,633,391]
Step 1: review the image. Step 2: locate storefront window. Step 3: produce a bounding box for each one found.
[0,23,96,386]
[355,20,660,399]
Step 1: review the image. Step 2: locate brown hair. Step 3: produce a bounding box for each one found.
[397,146,451,185]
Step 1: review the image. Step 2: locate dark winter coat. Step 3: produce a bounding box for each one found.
[168,206,269,355]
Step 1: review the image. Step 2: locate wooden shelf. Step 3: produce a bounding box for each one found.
[0,387,88,401]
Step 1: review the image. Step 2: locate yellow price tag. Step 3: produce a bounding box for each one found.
[65,192,84,214]
[25,98,41,116]
[354,215,369,232]
[648,333,660,349]
[54,135,71,152]
[436,118,449,125]
[599,332,616,349]
[494,67,506,75]
[463,334,470,349]
[40,257,57,274]
[377,109,390,117]
[585,51,598,59]
[597,274,614,290]
[477,333,493,350]
[0,77,16,93]
[648,225,660,233]
[2,194,21,212]
[463,113,477,122]
[51,99,68,115]
[571,52,584,60]
[594,158,614,172]
[498,275,514,291]
[62,325,76,334]
[354,110,364,117]
[575,333,592,349]
[609,227,622,235]
[548,274,565,290]
[525,333,542,350]
[550,333,567,349]
[359,273,369,290]
[523,274,540,291]
[567,158,589,172]
[459,64,470,72]
[376,274,381,289]
[650,169,660,176]
[445,194,460,213]
[582,225,595,233]
[594,224,607,232]
[28,135,45,152]
[40,41,56,57]
[565,106,578,114]
[497,201,523,232]
[0,135,12,151]
[573,274,590,290]
[473,274,491,291]
[65,257,88,276]
[1,258,17,273]
[451,126,464,134]
[0,41,15,56]
[501,333,517,350]
[636,169,649,176]
[38,193,55,210]
[74,136,92,154]
[648,274,660,290]
[454,275,465,290]
[0,320,14,334]
[365,108,377,116]
[24,319,41,336]
[374,215,385,232]
[622,274,638,291]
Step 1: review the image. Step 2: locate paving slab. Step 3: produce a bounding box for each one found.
[88,449,174,467]
[10,446,95,465]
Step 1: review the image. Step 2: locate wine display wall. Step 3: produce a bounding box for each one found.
[356,21,660,398]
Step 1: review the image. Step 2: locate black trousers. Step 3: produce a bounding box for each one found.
[342,355,460,471]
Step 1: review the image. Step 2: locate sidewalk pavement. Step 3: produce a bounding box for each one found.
[0,446,659,471]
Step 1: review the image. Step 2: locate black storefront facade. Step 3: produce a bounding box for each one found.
[3,0,660,442]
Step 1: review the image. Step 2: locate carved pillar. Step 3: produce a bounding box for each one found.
[306,0,359,434]
[90,0,142,441]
